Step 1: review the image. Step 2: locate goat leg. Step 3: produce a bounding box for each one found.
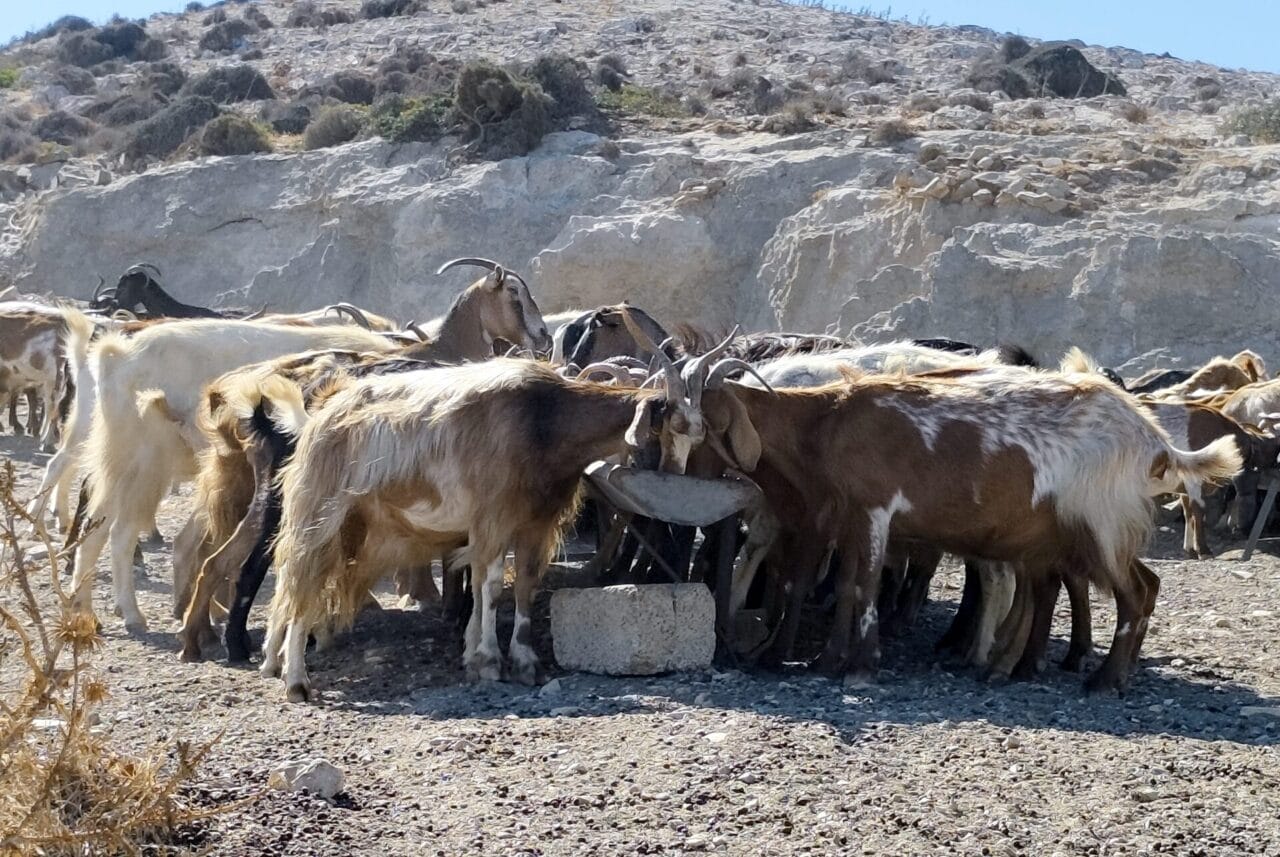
[1059,573,1093,672]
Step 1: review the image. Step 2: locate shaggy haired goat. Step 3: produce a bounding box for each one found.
[644,342,1242,693]
[259,359,659,700]
[66,313,400,631]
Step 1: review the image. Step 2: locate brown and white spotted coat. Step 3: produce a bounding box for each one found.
[0,304,67,451]
[659,365,1242,694]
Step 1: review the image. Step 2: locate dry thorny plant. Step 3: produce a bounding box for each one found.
[0,461,222,855]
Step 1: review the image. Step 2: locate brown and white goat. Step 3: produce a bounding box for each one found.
[641,347,1242,693]
[0,304,67,451]
[172,259,551,659]
[258,359,663,701]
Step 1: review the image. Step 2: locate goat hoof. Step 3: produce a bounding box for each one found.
[260,662,281,679]
[1059,653,1087,673]
[285,682,311,703]
[177,645,203,663]
[1083,670,1126,697]
[841,670,877,689]
[123,618,148,635]
[507,660,541,687]
[466,654,502,683]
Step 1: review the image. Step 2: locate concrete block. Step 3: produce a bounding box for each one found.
[550,584,715,676]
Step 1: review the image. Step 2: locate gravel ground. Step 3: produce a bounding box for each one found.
[3,432,1279,856]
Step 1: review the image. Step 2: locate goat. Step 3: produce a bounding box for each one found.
[65,313,402,632]
[173,259,553,660]
[640,334,1242,693]
[0,303,68,451]
[256,358,664,701]
[264,303,400,332]
[90,264,262,320]
[1153,350,1267,400]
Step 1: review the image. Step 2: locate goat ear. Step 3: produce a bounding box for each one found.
[708,391,761,472]
[625,399,659,448]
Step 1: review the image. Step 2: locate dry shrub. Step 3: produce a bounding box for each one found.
[0,461,220,853]
[286,2,355,27]
[449,60,552,158]
[594,54,628,92]
[869,116,916,145]
[525,53,597,123]
[123,95,221,161]
[1222,101,1280,143]
[1122,101,1149,124]
[1000,35,1032,62]
[303,103,366,149]
[361,0,423,18]
[199,18,255,53]
[184,64,274,104]
[197,113,272,156]
[761,100,817,134]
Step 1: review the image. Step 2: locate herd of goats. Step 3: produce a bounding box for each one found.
[1,259,1278,702]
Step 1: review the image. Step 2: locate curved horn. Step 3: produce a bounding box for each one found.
[621,309,680,392]
[242,304,269,320]
[705,358,776,393]
[436,257,530,290]
[684,326,741,404]
[406,321,429,341]
[328,303,372,329]
[91,275,107,300]
[605,356,650,372]
[577,362,636,384]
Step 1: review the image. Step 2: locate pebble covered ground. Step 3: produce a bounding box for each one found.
[2,431,1279,855]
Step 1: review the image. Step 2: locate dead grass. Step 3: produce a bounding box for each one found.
[0,461,222,854]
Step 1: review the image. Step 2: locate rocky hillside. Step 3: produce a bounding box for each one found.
[2,0,1279,371]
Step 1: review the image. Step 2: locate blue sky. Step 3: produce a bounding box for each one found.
[3,1,1279,73]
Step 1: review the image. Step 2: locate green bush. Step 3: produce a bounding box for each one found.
[368,94,449,143]
[197,114,272,156]
[0,68,18,89]
[303,104,366,149]
[597,84,688,118]
[1222,102,1280,143]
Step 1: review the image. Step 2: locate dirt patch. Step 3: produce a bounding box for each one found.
[2,432,1278,855]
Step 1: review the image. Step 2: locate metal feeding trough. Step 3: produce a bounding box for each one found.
[582,461,763,660]
[583,462,761,527]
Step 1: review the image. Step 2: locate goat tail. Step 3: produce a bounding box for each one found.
[1059,346,1098,375]
[219,373,310,438]
[1165,435,1244,488]
[62,307,97,377]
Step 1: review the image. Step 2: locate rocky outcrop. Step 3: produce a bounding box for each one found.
[5,122,1280,371]
[3,0,1280,373]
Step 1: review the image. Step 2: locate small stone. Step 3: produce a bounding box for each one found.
[1130,786,1161,803]
[971,189,995,206]
[924,155,948,173]
[1251,610,1274,618]
[705,731,728,744]
[539,678,562,698]
[1002,735,1021,749]
[1212,616,1232,629]
[268,759,345,799]
[684,834,710,850]
[738,771,762,784]
[917,142,946,164]
[976,154,1003,170]
[1231,570,1254,580]
[921,177,950,199]
[1042,157,1064,168]
[1067,171,1094,188]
